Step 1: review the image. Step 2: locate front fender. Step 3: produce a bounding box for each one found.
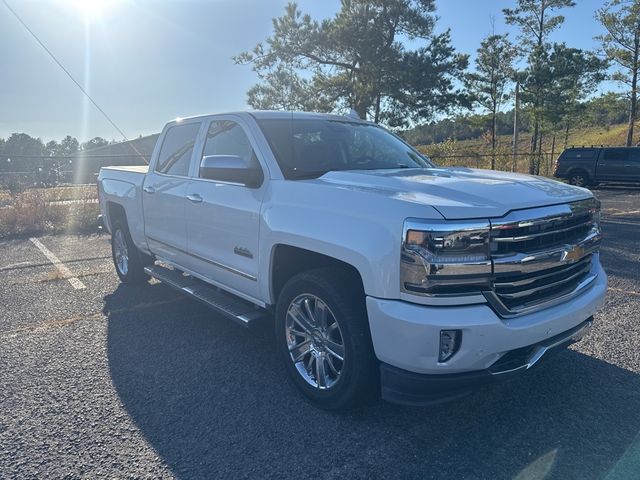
[258,181,443,303]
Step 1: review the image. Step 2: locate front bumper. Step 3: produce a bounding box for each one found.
[366,261,607,404]
[380,318,592,406]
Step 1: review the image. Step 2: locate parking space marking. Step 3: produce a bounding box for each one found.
[0,261,30,270]
[608,287,640,297]
[601,219,640,226]
[29,237,86,290]
[0,255,111,273]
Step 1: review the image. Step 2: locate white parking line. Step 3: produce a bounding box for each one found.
[29,237,86,290]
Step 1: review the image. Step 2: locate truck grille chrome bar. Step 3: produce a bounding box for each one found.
[486,199,601,317]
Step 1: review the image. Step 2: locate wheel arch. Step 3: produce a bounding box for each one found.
[106,201,128,232]
[269,244,365,306]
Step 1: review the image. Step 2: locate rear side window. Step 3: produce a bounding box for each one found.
[560,149,595,159]
[603,149,629,161]
[156,123,201,176]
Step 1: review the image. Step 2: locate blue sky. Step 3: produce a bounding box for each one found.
[0,0,612,142]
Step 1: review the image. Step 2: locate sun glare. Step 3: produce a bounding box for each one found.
[62,0,121,20]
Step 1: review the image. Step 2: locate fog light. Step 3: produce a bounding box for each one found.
[439,330,461,362]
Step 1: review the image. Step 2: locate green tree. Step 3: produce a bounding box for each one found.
[44,140,60,156]
[583,91,628,127]
[465,34,517,168]
[543,45,608,147]
[3,133,45,156]
[596,0,640,145]
[235,1,469,126]
[81,137,109,151]
[504,0,576,173]
[245,64,334,112]
[59,136,79,156]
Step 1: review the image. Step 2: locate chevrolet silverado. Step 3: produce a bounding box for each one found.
[98,111,607,410]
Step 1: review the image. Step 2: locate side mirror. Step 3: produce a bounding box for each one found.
[199,155,263,188]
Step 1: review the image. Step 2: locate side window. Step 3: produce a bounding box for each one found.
[561,149,595,159]
[201,120,258,175]
[603,149,629,162]
[155,123,201,176]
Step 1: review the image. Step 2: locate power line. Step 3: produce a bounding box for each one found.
[1,0,149,164]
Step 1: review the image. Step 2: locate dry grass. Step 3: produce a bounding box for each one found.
[34,185,97,202]
[44,269,68,282]
[0,188,99,239]
[417,122,632,176]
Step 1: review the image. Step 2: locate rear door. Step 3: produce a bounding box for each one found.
[184,116,266,301]
[596,148,630,181]
[143,120,203,264]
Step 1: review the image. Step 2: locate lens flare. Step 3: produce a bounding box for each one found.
[61,0,121,20]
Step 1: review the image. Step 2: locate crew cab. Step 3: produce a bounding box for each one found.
[554,146,640,187]
[98,111,607,409]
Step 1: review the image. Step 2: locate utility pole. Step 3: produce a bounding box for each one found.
[512,80,519,172]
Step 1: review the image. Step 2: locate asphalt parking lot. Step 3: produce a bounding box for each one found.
[1,186,639,479]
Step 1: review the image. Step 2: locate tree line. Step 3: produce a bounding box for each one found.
[0,134,112,171]
[0,135,116,189]
[237,0,640,174]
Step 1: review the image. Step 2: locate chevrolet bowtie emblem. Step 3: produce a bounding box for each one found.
[561,245,585,263]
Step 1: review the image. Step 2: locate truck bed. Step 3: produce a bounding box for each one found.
[97,165,148,240]
[101,165,149,174]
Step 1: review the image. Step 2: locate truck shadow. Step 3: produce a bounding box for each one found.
[104,284,640,480]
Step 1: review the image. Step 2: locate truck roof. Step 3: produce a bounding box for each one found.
[565,145,640,150]
[167,110,366,125]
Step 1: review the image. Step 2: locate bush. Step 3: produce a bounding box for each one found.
[0,188,99,239]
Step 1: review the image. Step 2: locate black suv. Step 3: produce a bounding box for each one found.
[554,146,640,187]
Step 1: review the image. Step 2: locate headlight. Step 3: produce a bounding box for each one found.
[401,219,492,295]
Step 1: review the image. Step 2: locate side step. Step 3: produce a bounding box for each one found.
[144,264,268,327]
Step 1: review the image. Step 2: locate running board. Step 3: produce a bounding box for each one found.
[144,264,267,327]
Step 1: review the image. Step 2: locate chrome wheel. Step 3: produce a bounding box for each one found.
[113,229,129,276]
[285,294,345,390]
[570,174,586,187]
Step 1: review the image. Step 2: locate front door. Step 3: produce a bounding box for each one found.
[143,121,202,264]
[185,117,265,301]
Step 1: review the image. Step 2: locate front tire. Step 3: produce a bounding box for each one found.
[111,220,151,284]
[275,268,378,410]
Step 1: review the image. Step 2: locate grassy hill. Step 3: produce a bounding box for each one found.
[416,123,630,175]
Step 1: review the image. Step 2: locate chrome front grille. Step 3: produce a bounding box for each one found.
[492,255,592,312]
[486,199,601,317]
[491,199,597,254]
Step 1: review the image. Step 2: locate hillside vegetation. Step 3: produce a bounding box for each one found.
[416,123,630,175]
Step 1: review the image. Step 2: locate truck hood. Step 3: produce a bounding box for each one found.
[313,167,592,219]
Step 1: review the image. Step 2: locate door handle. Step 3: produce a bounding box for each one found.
[624,164,633,168]
[143,185,155,194]
[186,193,203,203]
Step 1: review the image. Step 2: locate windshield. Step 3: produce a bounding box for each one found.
[256,118,433,179]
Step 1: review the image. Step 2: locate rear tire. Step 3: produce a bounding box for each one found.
[568,171,590,188]
[111,220,151,284]
[275,267,378,410]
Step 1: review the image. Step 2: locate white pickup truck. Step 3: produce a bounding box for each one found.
[98,111,607,409]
